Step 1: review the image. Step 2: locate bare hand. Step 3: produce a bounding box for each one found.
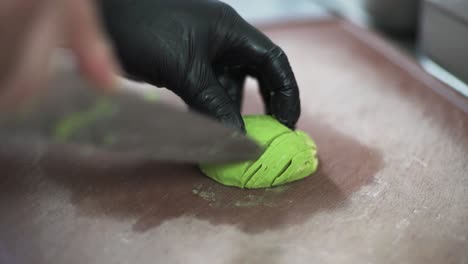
[0,0,120,111]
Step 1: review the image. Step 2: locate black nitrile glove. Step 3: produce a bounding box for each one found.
[99,0,300,131]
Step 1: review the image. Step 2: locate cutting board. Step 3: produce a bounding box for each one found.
[1,19,467,264]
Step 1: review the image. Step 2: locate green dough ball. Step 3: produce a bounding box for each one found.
[200,115,318,189]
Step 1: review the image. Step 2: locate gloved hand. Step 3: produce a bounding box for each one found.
[98,0,300,131]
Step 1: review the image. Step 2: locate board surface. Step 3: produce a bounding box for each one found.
[1,20,467,264]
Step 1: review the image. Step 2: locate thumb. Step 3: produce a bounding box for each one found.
[175,68,245,131]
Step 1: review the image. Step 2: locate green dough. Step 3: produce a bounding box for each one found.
[54,99,117,142]
[200,115,318,189]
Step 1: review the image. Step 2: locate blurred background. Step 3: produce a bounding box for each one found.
[223,0,468,98]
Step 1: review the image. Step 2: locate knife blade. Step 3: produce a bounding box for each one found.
[0,72,262,164]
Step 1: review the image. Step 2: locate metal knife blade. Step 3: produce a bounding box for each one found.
[0,72,262,164]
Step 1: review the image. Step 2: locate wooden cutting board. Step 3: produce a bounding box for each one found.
[1,19,467,264]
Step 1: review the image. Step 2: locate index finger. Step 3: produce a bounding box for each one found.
[223,19,301,128]
[64,0,121,90]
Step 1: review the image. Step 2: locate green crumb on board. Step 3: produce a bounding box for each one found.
[191,183,286,209]
[102,134,117,145]
[234,195,264,208]
[198,191,216,202]
[192,184,216,202]
[265,185,291,193]
[143,90,158,102]
[54,99,117,142]
[192,184,203,195]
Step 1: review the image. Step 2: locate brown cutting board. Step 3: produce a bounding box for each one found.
[1,19,467,264]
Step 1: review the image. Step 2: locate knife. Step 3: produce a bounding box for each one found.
[0,72,262,164]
